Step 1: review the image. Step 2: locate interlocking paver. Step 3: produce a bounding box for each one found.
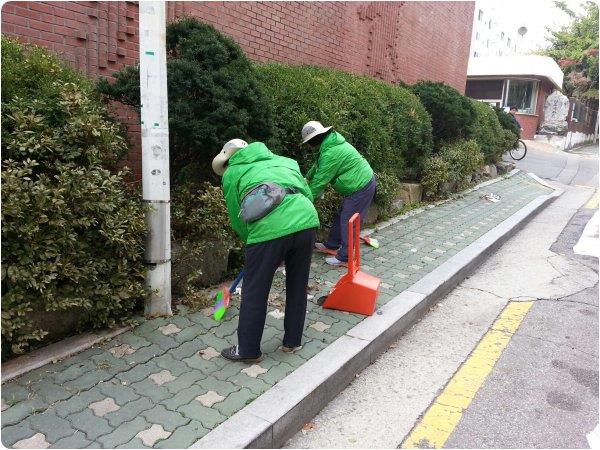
[96,416,150,448]
[196,391,225,408]
[227,372,272,395]
[1,398,48,427]
[68,408,112,440]
[103,397,154,427]
[109,344,136,358]
[53,389,105,419]
[1,421,37,447]
[149,370,176,386]
[88,398,120,417]
[161,385,207,411]
[141,405,189,432]
[154,420,208,448]
[29,410,77,442]
[98,380,141,405]
[50,431,91,449]
[13,432,50,449]
[136,424,171,447]
[163,370,206,394]
[116,361,161,385]
[129,379,171,403]
[177,401,227,429]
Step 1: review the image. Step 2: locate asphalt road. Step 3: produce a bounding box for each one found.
[287,144,599,449]
[508,141,599,188]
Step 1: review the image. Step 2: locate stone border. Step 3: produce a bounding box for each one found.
[1,326,131,383]
[192,174,562,449]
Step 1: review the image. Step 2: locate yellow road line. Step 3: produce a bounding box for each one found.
[584,192,599,210]
[401,301,534,449]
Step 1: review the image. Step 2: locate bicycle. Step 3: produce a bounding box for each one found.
[509,139,527,161]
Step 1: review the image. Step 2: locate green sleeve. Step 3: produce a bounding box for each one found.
[305,163,317,181]
[308,151,341,199]
[222,175,249,243]
[296,175,314,202]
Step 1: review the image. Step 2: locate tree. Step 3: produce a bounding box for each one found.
[99,18,275,184]
[544,1,599,99]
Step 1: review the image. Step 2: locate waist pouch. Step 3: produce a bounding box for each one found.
[239,182,297,223]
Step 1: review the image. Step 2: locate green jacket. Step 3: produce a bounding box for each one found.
[306,131,374,198]
[222,142,319,245]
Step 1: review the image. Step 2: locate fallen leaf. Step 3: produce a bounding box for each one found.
[301,422,316,434]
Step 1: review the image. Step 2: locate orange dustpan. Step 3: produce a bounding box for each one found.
[320,213,380,316]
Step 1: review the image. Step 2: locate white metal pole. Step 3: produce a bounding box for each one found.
[139,1,172,316]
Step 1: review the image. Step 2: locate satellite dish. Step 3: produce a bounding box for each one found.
[518,26,528,37]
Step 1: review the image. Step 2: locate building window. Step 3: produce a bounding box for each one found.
[474,51,479,57]
[488,20,492,29]
[507,38,511,47]
[465,79,504,101]
[505,80,538,114]
[478,10,484,21]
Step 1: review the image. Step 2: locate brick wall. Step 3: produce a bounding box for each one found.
[2,1,475,177]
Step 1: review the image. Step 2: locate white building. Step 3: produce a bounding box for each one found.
[470,2,522,58]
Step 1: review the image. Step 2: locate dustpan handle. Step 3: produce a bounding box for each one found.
[348,213,360,275]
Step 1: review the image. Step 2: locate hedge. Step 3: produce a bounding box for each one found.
[410,81,477,143]
[1,37,147,358]
[256,63,433,180]
[471,100,512,163]
[98,17,275,184]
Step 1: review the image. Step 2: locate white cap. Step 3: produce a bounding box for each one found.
[301,120,332,144]
[212,139,248,176]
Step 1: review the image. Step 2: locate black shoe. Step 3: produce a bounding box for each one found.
[221,345,264,363]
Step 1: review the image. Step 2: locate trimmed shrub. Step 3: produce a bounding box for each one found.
[171,182,240,297]
[493,106,521,136]
[256,63,433,180]
[1,38,146,357]
[439,139,484,190]
[421,155,451,199]
[98,17,275,184]
[471,100,510,163]
[374,170,402,218]
[410,81,477,143]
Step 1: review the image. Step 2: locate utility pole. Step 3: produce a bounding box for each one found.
[139,1,172,316]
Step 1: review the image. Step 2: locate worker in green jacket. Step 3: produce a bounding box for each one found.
[301,121,377,266]
[212,139,319,362]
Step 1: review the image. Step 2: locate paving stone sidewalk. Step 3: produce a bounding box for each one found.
[1,172,552,449]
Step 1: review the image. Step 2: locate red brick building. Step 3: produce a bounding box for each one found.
[2,1,475,175]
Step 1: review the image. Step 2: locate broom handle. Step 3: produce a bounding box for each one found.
[348,213,360,275]
[229,270,245,294]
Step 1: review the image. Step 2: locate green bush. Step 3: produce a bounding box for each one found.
[493,106,521,136]
[410,81,477,143]
[471,100,510,163]
[374,171,402,218]
[98,17,275,184]
[171,182,240,298]
[256,63,433,180]
[439,139,484,190]
[421,155,451,199]
[1,38,147,357]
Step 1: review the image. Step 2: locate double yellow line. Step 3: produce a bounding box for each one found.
[401,301,534,449]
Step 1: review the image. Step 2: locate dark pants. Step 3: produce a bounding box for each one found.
[237,228,316,357]
[325,176,377,262]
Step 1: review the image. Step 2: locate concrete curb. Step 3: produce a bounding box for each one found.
[1,326,131,383]
[192,176,562,449]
